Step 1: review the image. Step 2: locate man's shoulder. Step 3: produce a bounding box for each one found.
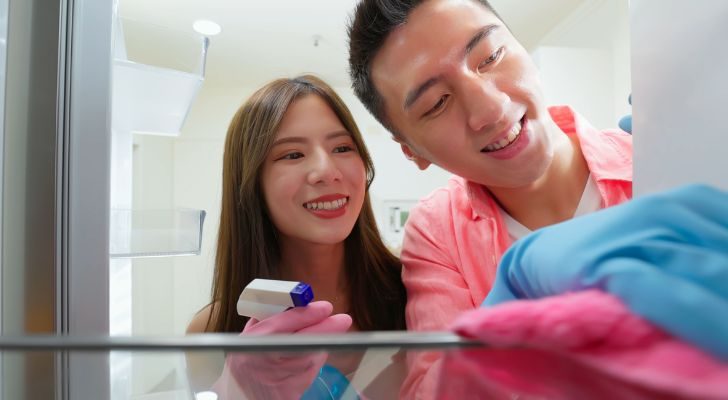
[593,127,633,169]
[412,176,471,214]
[405,176,482,234]
[600,128,633,150]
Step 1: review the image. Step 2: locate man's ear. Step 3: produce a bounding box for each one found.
[399,142,431,171]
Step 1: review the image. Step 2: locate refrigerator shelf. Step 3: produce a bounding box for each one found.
[110,209,206,259]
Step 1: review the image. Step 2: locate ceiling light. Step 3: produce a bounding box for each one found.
[193,20,221,36]
[195,391,218,400]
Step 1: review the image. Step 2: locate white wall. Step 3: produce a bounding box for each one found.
[534,0,631,130]
[532,46,615,129]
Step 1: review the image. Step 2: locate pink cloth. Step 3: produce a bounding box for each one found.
[440,290,728,399]
[400,106,633,399]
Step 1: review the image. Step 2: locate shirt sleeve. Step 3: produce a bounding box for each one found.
[399,198,477,399]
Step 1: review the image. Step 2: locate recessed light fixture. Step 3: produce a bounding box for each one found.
[195,391,218,400]
[193,20,221,36]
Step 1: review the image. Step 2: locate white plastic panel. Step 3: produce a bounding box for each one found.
[631,0,728,195]
[113,60,204,137]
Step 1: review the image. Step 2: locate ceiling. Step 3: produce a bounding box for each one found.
[119,0,585,88]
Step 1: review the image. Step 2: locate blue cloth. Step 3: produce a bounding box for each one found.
[483,184,728,361]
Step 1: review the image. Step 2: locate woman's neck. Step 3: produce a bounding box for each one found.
[277,238,349,315]
[489,123,590,231]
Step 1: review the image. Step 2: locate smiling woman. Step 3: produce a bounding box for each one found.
[185,74,407,398]
[194,75,405,334]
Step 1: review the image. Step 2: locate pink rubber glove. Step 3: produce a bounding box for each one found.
[212,301,352,400]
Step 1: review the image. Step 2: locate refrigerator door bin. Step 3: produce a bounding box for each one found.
[110,208,206,258]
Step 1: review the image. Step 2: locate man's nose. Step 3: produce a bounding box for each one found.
[461,75,507,133]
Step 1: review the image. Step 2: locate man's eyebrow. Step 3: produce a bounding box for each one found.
[404,76,442,111]
[403,24,500,111]
[465,24,499,55]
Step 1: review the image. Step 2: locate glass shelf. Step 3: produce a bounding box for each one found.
[109,209,206,259]
[0,332,691,400]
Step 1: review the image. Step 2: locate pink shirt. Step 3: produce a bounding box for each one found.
[399,106,633,399]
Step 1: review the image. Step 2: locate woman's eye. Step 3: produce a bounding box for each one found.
[424,95,449,117]
[479,47,503,69]
[333,145,355,153]
[279,152,304,160]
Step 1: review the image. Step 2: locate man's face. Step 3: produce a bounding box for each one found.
[371,0,555,188]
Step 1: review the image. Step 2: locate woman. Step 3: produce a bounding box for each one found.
[187,75,407,398]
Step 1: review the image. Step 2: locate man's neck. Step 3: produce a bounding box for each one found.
[489,132,590,231]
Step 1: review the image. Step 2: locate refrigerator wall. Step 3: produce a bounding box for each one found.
[631,0,728,194]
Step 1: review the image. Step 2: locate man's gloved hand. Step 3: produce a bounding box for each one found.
[619,94,632,133]
[483,184,728,361]
[214,301,352,399]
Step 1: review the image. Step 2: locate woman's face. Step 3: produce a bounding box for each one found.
[260,94,367,246]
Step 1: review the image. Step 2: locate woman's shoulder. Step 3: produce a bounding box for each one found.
[186,302,218,334]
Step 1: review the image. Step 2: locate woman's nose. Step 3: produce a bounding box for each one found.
[307,151,343,185]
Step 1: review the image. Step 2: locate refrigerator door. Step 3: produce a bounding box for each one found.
[631,0,728,194]
[1,0,114,398]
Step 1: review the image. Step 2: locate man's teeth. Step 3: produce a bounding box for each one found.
[485,121,522,152]
[305,197,348,211]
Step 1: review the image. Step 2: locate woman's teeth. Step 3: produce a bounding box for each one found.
[305,197,348,211]
[484,121,522,152]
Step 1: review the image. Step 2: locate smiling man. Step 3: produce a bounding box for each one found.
[348,0,633,398]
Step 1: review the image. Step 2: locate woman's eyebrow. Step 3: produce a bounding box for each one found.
[325,131,351,140]
[272,130,350,147]
[271,136,307,147]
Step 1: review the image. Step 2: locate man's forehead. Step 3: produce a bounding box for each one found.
[370,1,501,103]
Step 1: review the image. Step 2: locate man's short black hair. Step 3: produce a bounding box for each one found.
[347,0,501,137]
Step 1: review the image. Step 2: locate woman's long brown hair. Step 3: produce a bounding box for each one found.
[207,75,406,333]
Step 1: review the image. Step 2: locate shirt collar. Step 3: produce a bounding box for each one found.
[549,105,632,183]
[465,105,633,221]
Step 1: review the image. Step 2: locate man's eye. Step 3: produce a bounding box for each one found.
[279,152,304,160]
[479,47,504,69]
[333,145,355,153]
[424,95,449,117]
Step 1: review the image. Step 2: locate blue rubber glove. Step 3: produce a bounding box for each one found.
[618,94,632,133]
[483,184,728,361]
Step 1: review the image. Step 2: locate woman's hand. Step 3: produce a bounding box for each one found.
[213,301,352,399]
[242,300,353,335]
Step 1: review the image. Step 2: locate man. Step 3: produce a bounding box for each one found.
[347,0,632,397]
